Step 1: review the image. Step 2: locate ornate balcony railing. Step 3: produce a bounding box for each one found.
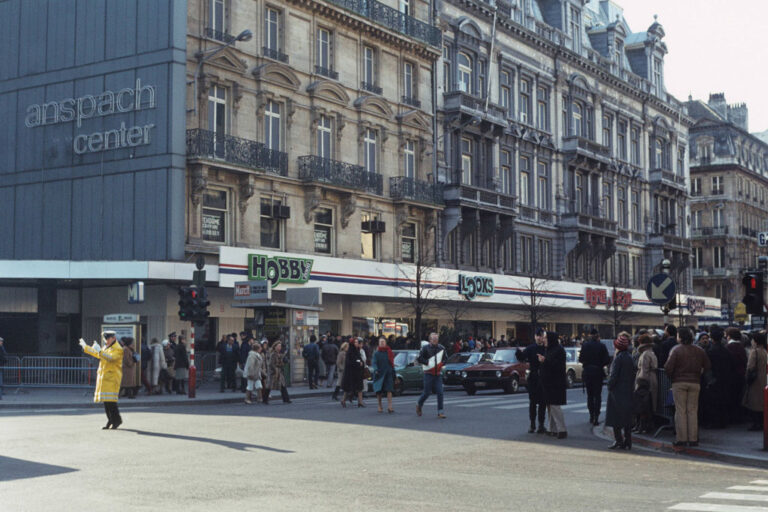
[444,183,516,211]
[562,136,611,159]
[186,129,287,176]
[691,226,729,237]
[443,91,507,122]
[204,27,236,44]
[324,0,441,47]
[315,65,339,80]
[692,267,728,278]
[361,81,383,95]
[298,155,382,195]
[263,47,289,63]
[562,201,617,233]
[519,205,536,220]
[389,177,443,205]
[402,96,421,108]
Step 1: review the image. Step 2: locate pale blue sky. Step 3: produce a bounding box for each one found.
[617,0,768,133]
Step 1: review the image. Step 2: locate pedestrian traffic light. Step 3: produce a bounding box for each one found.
[178,286,197,321]
[742,271,765,315]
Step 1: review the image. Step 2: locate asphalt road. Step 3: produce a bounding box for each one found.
[1,387,765,512]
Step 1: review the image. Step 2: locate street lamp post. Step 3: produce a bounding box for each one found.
[190,29,253,116]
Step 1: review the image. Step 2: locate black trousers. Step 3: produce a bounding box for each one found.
[613,426,631,446]
[307,362,319,387]
[583,372,604,419]
[221,364,236,391]
[104,402,121,426]
[528,399,546,426]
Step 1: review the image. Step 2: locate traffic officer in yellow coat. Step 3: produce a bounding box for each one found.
[79,331,124,429]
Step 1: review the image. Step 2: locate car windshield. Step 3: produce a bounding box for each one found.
[491,350,517,363]
[447,353,480,364]
[393,352,408,367]
[565,349,577,363]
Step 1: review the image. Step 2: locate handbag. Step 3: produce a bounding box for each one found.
[746,367,758,386]
[362,366,372,380]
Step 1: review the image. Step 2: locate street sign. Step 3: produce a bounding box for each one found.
[751,315,766,329]
[103,313,140,323]
[645,273,676,305]
[234,280,271,301]
[758,232,768,247]
[734,302,748,323]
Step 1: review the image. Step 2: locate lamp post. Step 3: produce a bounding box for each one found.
[190,29,253,116]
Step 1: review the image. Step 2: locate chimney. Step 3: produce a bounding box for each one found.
[727,103,749,132]
[708,93,727,119]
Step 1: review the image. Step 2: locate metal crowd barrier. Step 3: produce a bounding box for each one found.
[196,353,219,383]
[1,356,98,392]
[653,368,674,437]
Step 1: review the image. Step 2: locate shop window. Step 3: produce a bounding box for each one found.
[314,207,333,254]
[360,212,379,260]
[401,222,417,263]
[202,189,229,243]
[260,197,282,249]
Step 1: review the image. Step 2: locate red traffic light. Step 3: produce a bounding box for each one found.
[750,278,757,290]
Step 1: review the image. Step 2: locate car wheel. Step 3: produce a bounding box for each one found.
[504,376,519,394]
[464,383,476,395]
[394,378,404,397]
[566,370,575,389]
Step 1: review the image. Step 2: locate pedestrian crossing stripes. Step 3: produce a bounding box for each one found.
[669,481,768,512]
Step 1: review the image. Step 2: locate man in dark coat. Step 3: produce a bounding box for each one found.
[416,333,448,419]
[321,337,339,389]
[302,335,321,389]
[579,328,611,426]
[702,325,732,428]
[538,332,567,438]
[516,328,546,433]
[605,333,635,450]
[217,335,240,392]
[656,324,677,368]
[725,327,747,423]
[238,332,252,392]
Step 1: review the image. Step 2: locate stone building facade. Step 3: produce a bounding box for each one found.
[686,93,768,318]
[435,0,693,293]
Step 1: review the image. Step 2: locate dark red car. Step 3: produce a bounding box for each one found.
[461,349,529,395]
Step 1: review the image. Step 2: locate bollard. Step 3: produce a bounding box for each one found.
[188,324,196,398]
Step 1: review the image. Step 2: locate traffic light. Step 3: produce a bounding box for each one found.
[178,286,197,321]
[192,287,210,321]
[742,272,765,315]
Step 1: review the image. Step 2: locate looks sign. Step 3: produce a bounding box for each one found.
[24,78,157,155]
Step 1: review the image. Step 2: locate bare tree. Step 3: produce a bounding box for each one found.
[602,282,635,338]
[520,275,556,336]
[395,230,448,343]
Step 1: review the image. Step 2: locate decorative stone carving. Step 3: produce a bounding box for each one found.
[238,174,255,214]
[303,187,322,223]
[232,82,243,112]
[190,166,208,207]
[395,204,409,235]
[340,193,356,228]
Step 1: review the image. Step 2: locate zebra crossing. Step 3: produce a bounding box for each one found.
[669,481,768,512]
[321,391,600,415]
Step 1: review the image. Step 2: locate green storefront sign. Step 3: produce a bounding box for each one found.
[248,254,313,288]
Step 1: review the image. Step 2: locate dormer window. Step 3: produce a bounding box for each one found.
[653,58,662,88]
[569,6,581,52]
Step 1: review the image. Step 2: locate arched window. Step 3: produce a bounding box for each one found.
[458,52,472,93]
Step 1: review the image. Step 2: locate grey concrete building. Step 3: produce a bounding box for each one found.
[686,93,768,322]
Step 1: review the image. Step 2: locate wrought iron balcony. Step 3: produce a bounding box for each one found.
[324,0,441,47]
[402,96,421,108]
[692,267,728,278]
[443,91,507,127]
[186,129,287,176]
[315,65,339,80]
[263,47,289,63]
[361,81,383,95]
[204,27,236,44]
[298,155,382,195]
[561,201,618,234]
[691,226,729,237]
[648,230,691,251]
[389,177,443,205]
[649,167,686,190]
[519,205,536,220]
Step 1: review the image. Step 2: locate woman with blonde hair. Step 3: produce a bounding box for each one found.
[372,337,395,413]
[332,341,348,401]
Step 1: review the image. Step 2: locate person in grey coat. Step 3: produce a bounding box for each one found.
[605,332,635,450]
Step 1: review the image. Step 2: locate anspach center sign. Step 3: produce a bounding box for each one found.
[24,78,157,155]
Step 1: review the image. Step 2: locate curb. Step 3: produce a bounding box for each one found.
[591,425,768,469]
[0,389,331,410]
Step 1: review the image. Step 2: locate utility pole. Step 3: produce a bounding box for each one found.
[661,259,671,325]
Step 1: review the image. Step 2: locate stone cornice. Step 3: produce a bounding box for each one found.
[286,0,441,61]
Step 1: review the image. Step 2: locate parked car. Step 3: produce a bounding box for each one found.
[461,349,528,395]
[442,352,489,385]
[564,347,583,388]
[366,350,422,396]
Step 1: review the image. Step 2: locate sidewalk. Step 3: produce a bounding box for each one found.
[0,382,334,410]
[593,423,768,469]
